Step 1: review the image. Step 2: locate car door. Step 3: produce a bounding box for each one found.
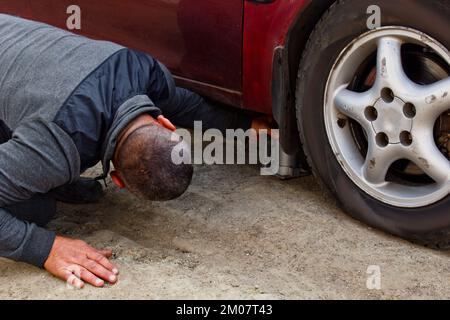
[1,0,244,107]
[0,0,32,17]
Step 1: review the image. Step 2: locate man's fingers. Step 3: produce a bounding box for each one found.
[58,267,85,289]
[99,250,113,258]
[82,258,117,284]
[66,274,85,289]
[79,267,105,288]
[87,251,119,275]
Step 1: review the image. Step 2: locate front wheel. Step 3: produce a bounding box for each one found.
[297,0,450,248]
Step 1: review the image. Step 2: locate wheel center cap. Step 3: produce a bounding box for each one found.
[371,97,413,144]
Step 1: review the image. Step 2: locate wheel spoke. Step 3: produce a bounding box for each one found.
[414,77,450,123]
[333,86,375,127]
[362,140,398,185]
[407,131,450,184]
[375,36,417,95]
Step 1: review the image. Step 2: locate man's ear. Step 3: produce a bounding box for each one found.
[110,171,126,189]
[157,115,176,132]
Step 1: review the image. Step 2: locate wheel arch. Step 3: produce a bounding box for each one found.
[272,0,336,161]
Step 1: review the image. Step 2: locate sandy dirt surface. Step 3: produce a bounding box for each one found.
[0,163,449,300]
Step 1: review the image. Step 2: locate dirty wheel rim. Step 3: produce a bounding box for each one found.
[324,27,450,208]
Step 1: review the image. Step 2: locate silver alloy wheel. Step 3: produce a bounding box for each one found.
[324,27,450,208]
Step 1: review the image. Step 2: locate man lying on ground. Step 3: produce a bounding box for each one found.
[0,14,267,288]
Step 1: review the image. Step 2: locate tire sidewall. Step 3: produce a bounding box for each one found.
[298,0,450,240]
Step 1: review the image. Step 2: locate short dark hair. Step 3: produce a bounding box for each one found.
[115,124,193,201]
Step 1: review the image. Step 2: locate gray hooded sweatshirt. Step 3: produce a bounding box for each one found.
[0,14,251,267]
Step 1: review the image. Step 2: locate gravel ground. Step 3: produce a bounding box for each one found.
[0,163,449,300]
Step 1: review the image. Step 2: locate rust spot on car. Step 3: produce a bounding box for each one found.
[425,95,437,104]
[418,157,430,169]
[369,158,376,169]
[381,58,387,77]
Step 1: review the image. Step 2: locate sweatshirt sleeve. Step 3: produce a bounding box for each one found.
[0,120,80,205]
[0,208,55,267]
[151,61,253,133]
[0,119,80,267]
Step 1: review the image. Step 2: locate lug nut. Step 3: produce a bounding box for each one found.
[400,131,413,146]
[364,106,378,121]
[403,103,416,118]
[376,132,389,147]
[381,88,395,103]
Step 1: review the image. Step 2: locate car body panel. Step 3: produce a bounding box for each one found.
[243,0,309,114]
[0,0,244,106]
[0,0,311,114]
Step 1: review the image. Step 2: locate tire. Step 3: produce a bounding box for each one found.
[296,0,450,248]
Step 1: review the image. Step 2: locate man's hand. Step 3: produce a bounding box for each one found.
[44,236,119,289]
[251,117,278,139]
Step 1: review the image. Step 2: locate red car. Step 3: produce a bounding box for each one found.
[2,0,450,248]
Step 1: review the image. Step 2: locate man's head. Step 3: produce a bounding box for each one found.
[111,114,193,201]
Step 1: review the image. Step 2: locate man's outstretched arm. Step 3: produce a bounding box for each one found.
[150,61,256,133]
[157,87,253,133]
[0,121,74,266]
[0,120,118,287]
[0,119,55,266]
